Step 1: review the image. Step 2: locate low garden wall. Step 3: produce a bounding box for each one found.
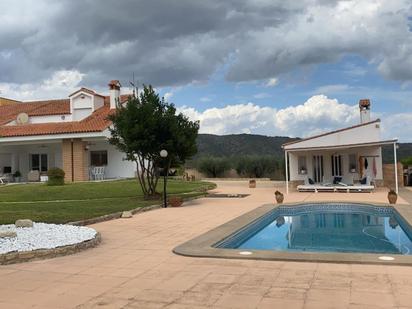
[0,232,101,265]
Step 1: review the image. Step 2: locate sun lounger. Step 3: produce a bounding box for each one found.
[297,184,374,193]
[335,184,374,193]
[297,184,334,192]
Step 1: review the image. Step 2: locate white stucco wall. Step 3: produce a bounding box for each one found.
[72,94,93,109]
[0,142,62,181]
[288,146,383,183]
[6,114,72,126]
[30,115,72,124]
[94,96,105,110]
[284,121,382,150]
[71,93,93,121]
[86,140,136,179]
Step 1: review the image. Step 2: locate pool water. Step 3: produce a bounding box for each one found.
[216,203,412,255]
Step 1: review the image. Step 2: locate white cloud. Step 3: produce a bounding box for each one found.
[265,78,278,87]
[274,95,359,136]
[0,69,84,101]
[179,94,412,141]
[381,113,412,142]
[178,103,277,135]
[164,92,173,101]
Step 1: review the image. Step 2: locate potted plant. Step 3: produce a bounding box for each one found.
[350,165,356,173]
[249,179,256,188]
[168,196,183,207]
[275,190,284,204]
[13,171,21,183]
[387,189,397,204]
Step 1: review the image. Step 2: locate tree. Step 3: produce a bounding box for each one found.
[401,156,412,166]
[197,157,231,177]
[108,85,199,198]
[235,155,277,178]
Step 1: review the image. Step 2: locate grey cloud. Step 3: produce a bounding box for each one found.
[1,0,412,88]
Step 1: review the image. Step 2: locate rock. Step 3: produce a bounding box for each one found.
[15,219,33,228]
[0,230,17,238]
[121,211,133,218]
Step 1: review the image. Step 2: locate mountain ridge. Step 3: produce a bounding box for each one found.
[194,133,412,164]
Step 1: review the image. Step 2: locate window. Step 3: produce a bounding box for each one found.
[298,156,307,174]
[90,151,108,166]
[331,154,342,176]
[348,154,357,173]
[30,154,48,172]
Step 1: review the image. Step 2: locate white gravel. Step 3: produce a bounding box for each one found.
[0,223,97,254]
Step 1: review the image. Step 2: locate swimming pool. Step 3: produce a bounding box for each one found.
[215,203,412,255]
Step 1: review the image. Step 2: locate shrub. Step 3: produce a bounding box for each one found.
[197,157,231,177]
[235,155,279,178]
[401,156,412,166]
[47,168,65,186]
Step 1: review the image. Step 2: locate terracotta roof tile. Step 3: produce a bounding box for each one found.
[0,94,131,138]
[0,106,113,137]
[0,100,70,126]
[0,97,21,106]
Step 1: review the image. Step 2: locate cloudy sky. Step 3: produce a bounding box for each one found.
[1,0,411,141]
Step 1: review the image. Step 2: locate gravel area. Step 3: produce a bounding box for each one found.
[0,223,97,254]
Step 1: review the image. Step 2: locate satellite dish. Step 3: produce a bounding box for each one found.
[16,113,29,124]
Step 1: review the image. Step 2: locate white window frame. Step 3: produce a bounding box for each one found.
[331,154,342,177]
[30,153,48,172]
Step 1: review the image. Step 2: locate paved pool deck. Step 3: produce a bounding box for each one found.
[0,180,411,308]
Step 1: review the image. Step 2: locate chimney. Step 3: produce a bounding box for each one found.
[359,99,371,124]
[108,80,121,109]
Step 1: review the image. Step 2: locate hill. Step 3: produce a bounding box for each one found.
[194,133,412,164]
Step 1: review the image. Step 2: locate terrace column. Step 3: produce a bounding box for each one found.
[285,151,289,194]
[393,142,398,194]
[62,139,88,182]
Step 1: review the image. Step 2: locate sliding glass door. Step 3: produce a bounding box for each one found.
[312,155,324,183]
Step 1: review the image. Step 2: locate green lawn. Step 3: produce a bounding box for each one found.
[0,179,215,224]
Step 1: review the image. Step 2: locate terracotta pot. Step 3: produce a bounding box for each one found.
[249,179,256,188]
[388,192,397,204]
[168,196,183,207]
[275,193,284,204]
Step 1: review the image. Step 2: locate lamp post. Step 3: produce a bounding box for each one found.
[160,149,168,208]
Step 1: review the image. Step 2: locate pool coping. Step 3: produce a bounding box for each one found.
[173,201,412,266]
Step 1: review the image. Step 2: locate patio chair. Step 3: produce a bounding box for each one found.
[91,166,105,181]
[0,166,13,184]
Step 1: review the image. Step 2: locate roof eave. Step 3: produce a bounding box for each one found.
[283,139,398,152]
[281,119,381,148]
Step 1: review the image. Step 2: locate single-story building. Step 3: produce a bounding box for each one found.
[0,80,136,183]
[282,99,399,193]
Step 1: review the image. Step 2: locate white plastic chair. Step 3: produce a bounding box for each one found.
[92,166,105,181]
